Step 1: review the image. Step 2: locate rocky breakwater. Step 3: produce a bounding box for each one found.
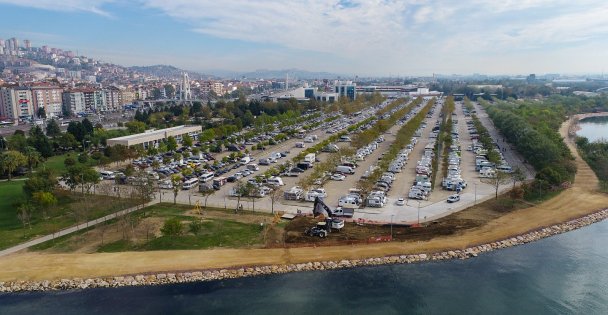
[1,208,607,293]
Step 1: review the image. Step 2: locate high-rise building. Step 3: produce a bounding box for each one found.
[23,40,31,50]
[62,91,86,115]
[334,81,357,100]
[103,87,122,111]
[120,88,135,105]
[31,86,64,118]
[179,72,192,100]
[0,87,35,122]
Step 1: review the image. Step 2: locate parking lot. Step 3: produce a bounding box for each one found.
[90,97,532,225]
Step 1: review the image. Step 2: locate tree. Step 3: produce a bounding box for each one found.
[133,170,157,212]
[78,153,89,164]
[23,168,57,197]
[511,167,526,189]
[64,156,77,167]
[67,121,86,142]
[46,119,61,137]
[167,136,178,151]
[82,118,94,136]
[8,133,27,152]
[56,132,77,149]
[23,146,42,173]
[125,121,146,134]
[171,174,182,204]
[37,107,46,119]
[161,218,183,237]
[481,170,511,199]
[17,203,33,236]
[270,188,283,214]
[0,150,26,180]
[199,185,216,210]
[233,180,251,213]
[182,133,193,148]
[28,126,53,158]
[32,191,57,219]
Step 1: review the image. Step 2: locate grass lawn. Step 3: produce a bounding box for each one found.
[0,181,139,250]
[92,203,265,252]
[38,153,100,174]
[0,181,26,231]
[98,218,263,252]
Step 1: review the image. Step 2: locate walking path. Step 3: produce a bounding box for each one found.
[0,201,158,257]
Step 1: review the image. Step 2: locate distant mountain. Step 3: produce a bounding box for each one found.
[128,65,215,80]
[204,68,347,80]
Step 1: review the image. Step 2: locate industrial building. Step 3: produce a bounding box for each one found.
[106,125,201,148]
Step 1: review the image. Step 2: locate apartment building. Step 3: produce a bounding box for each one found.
[0,87,35,121]
[31,86,64,118]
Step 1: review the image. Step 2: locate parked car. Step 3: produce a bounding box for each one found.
[396,198,405,206]
[447,194,461,203]
[330,173,346,181]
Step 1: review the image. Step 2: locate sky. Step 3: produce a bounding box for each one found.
[1,0,607,77]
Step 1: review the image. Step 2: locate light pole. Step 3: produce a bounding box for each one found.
[417,201,421,225]
[474,183,478,205]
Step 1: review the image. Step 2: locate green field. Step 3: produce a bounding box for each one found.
[0,180,138,250]
[98,203,263,252]
[38,153,100,174]
[0,181,26,231]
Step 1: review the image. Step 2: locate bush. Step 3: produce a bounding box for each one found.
[64,157,76,167]
[161,218,183,237]
[189,220,203,235]
[78,153,88,164]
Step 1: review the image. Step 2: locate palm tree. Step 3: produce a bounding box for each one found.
[0,150,27,181]
[24,146,42,173]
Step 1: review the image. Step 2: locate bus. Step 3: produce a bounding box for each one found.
[182,178,199,190]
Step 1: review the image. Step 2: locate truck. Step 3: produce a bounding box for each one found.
[332,206,354,218]
[304,153,316,164]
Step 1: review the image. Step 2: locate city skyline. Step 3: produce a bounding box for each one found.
[1,0,608,76]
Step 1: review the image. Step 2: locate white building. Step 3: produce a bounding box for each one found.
[107,125,201,148]
[62,91,86,115]
[0,87,35,122]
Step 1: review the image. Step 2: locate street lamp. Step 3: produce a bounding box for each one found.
[474,183,478,205]
[417,201,421,225]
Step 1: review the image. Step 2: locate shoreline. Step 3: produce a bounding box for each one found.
[1,207,606,293]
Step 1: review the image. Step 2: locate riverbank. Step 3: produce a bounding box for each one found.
[1,207,606,293]
[0,114,607,290]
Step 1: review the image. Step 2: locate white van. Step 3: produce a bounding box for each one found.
[338,196,360,209]
[240,156,251,164]
[266,176,284,186]
[336,165,355,174]
[199,172,215,182]
[182,178,199,190]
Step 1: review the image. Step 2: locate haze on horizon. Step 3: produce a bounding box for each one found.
[1,0,607,77]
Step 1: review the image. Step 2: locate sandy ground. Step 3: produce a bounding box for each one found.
[0,114,607,282]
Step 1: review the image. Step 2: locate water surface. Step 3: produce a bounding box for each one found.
[1,220,608,315]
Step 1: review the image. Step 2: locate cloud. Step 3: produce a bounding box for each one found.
[2,0,608,74]
[0,0,113,16]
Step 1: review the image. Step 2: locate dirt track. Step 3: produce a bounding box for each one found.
[0,115,607,282]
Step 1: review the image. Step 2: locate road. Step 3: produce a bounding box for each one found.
[472,102,536,179]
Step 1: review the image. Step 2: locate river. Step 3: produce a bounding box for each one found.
[1,219,608,314]
[577,116,608,142]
